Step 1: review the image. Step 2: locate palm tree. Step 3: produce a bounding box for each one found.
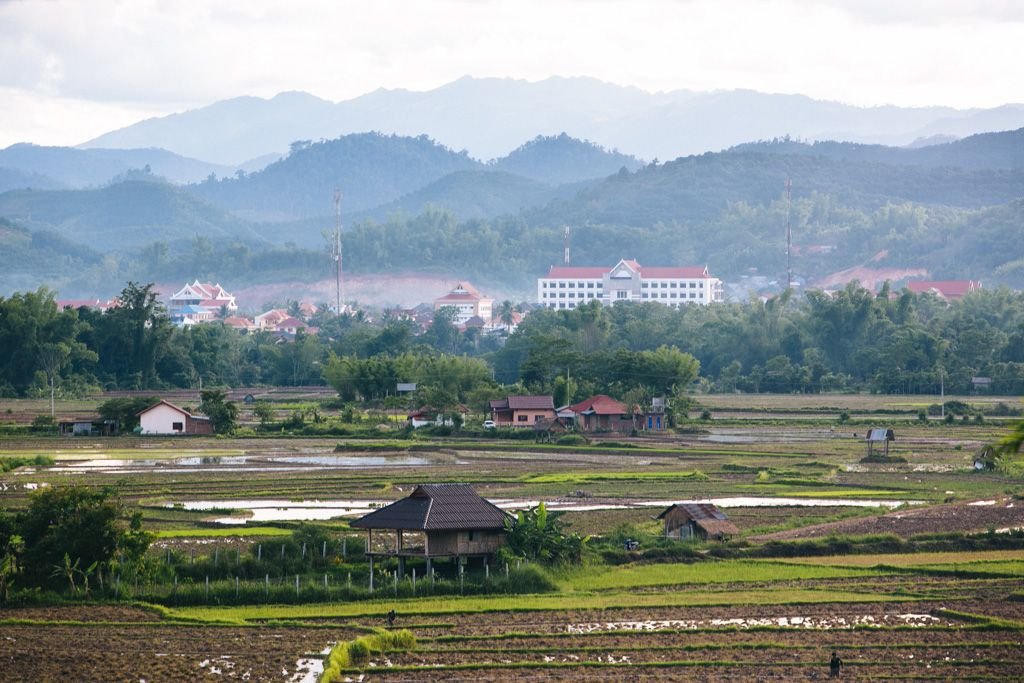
[497,300,516,333]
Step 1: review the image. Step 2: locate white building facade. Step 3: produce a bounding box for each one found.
[538,259,724,310]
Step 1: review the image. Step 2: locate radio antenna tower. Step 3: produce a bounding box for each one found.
[332,189,344,314]
[563,225,571,265]
[784,178,793,292]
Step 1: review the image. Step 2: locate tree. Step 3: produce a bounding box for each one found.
[97,396,159,432]
[198,389,238,434]
[36,342,70,417]
[252,401,276,429]
[17,485,137,590]
[504,502,586,565]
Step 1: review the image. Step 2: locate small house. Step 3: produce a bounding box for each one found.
[656,503,738,541]
[58,417,118,436]
[137,400,214,435]
[488,395,556,427]
[564,394,634,433]
[350,484,510,578]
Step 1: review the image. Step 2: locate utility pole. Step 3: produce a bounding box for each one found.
[332,189,343,314]
[784,178,793,292]
[563,225,571,265]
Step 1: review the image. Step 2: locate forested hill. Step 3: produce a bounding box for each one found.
[0,180,267,249]
[192,133,482,220]
[0,143,232,187]
[727,127,1024,171]
[191,132,647,222]
[491,133,643,184]
[530,149,1024,227]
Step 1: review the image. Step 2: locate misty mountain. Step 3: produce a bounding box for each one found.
[0,143,232,187]
[0,180,267,249]
[360,170,560,222]
[0,166,66,194]
[79,77,1024,165]
[491,133,642,184]
[192,132,482,221]
[728,128,1024,171]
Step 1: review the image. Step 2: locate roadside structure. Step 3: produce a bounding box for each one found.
[488,395,556,427]
[137,399,213,435]
[865,428,896,458]
[350,484,510,579]
[656,503,739,541]
[537,259,723,310]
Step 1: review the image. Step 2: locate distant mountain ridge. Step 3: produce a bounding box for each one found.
[0,143,233,187]
[79,76,1024,165]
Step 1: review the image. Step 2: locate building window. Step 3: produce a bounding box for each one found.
[670,282,677,288]
[558,282,565,288]
[642,293,649,299]
[517,414,529,422]
[577,282,584,288]
[568,292,575,298]
[587,282,594,288]
[690,282,697,288]
[468,530,477,541]
[172,421,183,431]
[661,282,668,288]
[641,282,648,288]
[616,290,628,299]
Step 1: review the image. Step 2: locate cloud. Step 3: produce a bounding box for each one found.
[0,0,1022,147]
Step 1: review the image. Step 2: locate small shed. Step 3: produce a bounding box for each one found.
[350,484,510,578]
[58,417,118,436]
[656,503,739,541]
[865,428,896,457]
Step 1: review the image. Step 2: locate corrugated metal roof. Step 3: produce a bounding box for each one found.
[656,503,730,522]
[350,484,510,531]
[505,395,554,410]
[570,394,628,415]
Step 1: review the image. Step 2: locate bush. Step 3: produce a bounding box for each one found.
[700,409,712,420]
[556,434,588,446]
[30,415,56,433]
[838,411,850,424]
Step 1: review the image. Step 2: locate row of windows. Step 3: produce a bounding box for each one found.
[643,292,702,299]
[541,281,603,289]
[545,300,701,309]
[642,281,702,289]
[540,292,600,299]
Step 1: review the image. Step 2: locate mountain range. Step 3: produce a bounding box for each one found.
[78,77,1024,165]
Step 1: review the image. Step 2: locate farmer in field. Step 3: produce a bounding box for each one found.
[829,651,842,678]
[386,608,396,627]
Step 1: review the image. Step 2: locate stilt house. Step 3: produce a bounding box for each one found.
[350,484,511,577]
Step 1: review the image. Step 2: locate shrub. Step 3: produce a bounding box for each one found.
[700,409,712,420]
[838,411,850,424]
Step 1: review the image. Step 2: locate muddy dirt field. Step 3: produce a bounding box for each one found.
[755,497,1024,540]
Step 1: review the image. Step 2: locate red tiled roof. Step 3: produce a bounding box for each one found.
[545,263,712,279]
[569,394,629,415]
[906,280,981,299]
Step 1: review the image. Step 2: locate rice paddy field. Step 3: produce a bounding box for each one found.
[1,392,1023,680]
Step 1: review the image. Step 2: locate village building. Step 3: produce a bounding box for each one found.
[350,484,510,578]
[56,298,119,313]
[557,394,668,433]
[168,281,237,318]
[906,280,982,301]
[538,259,724,310]
[434,282,494,326]
[137,400,213,435]
[488,395,556,427]
[58,416,118,436]
[865,428,896,458]
[656,503,739,541]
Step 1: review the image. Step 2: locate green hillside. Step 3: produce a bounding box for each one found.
[192,132,482,220]
[492,133,643,184]
[0,180,267,249]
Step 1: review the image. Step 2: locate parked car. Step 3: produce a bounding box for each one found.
[482,420,496,429]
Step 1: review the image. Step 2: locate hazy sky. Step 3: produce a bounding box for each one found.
[2,0,1023,148]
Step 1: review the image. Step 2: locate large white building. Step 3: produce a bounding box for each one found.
[538,259,723,310]
[434,282,494,326]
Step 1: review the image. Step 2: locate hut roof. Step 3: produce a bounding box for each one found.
[693,518,740,537]
[350,484,510,531]
[656,503,730,522]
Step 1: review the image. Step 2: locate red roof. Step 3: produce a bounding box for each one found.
[906,280,981,300]
[545,263,711,279]
[569,394,629,415]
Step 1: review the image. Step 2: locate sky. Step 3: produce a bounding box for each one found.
[1,0,1023,148]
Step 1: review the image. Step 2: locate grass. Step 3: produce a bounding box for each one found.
[153,527,293,539]
[778,549,1024,567]
[559,560,888,591]
[524,471,709,484]
[170,588,913,623]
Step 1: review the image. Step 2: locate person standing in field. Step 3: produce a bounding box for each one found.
[829,651,842,678]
